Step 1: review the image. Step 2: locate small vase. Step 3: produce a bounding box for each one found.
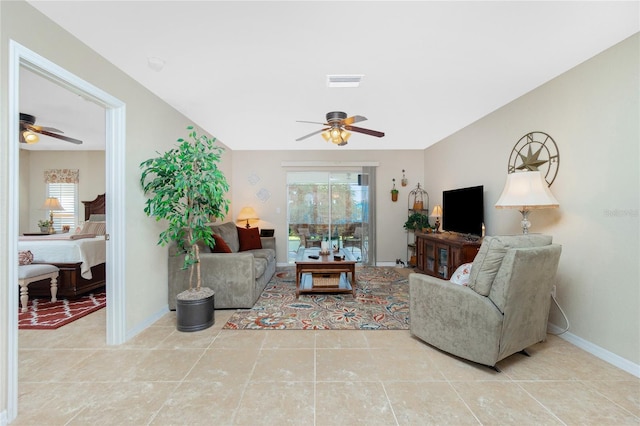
[391,192,398,202]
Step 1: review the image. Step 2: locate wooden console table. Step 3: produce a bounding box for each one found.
[414,232,482,279]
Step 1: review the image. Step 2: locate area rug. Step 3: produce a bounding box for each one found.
[224,267,409,330]
[18,291,106,330]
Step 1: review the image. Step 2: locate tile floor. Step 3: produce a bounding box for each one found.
[15,302,639,425]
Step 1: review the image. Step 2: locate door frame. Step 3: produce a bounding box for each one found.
[7,40,127,421]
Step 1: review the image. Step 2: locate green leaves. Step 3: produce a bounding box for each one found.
[140,126,230,290]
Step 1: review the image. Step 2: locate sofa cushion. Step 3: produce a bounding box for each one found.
[249,248,276,263]
[469,234,552,296]
[254,257,267,279]
[238,227,262,251]
[211,234,232,253]
[211,222,240,252]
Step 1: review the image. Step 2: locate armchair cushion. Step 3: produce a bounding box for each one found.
[469,234,553,296]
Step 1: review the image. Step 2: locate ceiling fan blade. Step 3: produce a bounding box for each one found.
[296,120,328,125]
[26,123,65,133]
[344,125,385,138]
[342,115,367,125]
[295,128,329,141]
[36,129,83,144]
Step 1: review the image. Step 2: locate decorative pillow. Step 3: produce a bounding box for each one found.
[211,234,232,253]
[450,263,472,286]
[18,250,33,265]
[81,221,106,235]
[237,226,262,251]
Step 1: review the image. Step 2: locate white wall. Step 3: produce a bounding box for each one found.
[423,34,639,366]
[0,1,233,419]
[231,149,425,264]
[18,150,106,234]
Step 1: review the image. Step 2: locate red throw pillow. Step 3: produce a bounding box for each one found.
[211,234,232,253]
[237,226,262,251]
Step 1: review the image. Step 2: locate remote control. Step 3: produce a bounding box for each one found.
[308,255,320,259]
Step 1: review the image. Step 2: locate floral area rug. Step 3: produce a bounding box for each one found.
[223,267,409,330]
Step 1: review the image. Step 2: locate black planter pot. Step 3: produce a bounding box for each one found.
[176,292,215,332]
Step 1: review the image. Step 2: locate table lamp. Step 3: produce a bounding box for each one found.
[237,206,259,229]
[495,171,559,234]
[431,205,443,233]
[41,197,64,234]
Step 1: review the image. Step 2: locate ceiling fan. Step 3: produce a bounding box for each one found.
[19,113,83,145]
[296,111,385,146]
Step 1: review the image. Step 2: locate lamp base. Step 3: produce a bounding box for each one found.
[519,210,532,234]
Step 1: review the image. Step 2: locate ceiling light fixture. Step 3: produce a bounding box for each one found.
[147,56,166,72]
[22,130,39,144]
[327,74,364,88]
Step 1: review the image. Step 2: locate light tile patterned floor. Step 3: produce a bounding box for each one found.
[15,302,640,425]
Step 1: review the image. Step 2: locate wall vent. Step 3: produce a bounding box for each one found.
[327,74,364,88]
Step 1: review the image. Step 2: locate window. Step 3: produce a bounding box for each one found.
[44,169,79,232]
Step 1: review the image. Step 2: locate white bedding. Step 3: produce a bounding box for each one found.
[18,235,106,279]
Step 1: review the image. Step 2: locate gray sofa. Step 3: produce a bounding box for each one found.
[409,234,562,367]
[168,222,276,310]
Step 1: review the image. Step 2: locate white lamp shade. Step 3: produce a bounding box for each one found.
[41,197,64,211]
[495,171,559,210]
[237,206,259,221]
[431,205,443,216]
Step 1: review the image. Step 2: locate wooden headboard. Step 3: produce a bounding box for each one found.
[82,193,106,221]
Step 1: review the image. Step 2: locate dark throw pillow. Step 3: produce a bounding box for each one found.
[211,234,232,253]
[237,226,262,251]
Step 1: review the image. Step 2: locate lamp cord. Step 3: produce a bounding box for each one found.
[548,293,570,335]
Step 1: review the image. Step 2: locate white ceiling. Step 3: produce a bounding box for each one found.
[25,1,639,151]
[20,67,106,151]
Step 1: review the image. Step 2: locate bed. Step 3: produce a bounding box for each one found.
[18,194,107,298]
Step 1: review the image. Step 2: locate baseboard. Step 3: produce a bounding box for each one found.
[548,323,640,378]
[1,408,8,426]
[126,305,170,341]
[376,261,397,267]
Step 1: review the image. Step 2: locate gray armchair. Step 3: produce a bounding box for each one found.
[409,234,562,367]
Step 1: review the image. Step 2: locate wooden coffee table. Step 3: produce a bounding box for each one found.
[295,247,357,298]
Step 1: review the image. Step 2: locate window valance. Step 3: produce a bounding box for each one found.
[44,169,79,184]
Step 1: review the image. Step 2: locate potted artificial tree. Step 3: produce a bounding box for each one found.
[140,125,229,332]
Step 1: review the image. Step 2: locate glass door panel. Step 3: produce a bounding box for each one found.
[287,171,369,264]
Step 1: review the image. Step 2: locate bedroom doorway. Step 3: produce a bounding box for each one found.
[8,41,127,420]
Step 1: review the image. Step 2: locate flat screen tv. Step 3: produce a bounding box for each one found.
[442,185,484,237]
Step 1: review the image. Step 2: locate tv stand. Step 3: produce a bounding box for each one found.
[414,232,482,279]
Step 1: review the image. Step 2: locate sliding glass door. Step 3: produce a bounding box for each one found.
[287,171,372,264]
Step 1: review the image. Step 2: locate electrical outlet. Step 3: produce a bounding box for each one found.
[551,285,557,298]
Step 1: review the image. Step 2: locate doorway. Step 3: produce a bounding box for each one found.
[286,170,373,264]
[7,41,126,421]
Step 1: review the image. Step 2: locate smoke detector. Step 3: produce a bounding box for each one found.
[327,74,364,88]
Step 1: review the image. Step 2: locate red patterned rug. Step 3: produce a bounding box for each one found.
[18,291,106,330]
[224,267,409,330]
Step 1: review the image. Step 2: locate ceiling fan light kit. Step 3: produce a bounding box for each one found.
[19,113,83,145]
[296,110,385,146]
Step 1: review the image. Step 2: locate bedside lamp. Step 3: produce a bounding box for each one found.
[41,197,65,234]
[237,206,259,229]
[495,171,559,234]
[431,205,443,233]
